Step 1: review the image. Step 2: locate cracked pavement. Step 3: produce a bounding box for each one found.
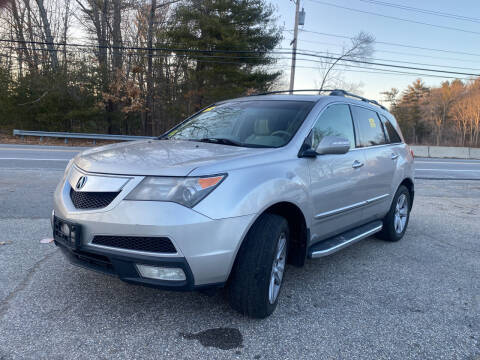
[0,167,479,359]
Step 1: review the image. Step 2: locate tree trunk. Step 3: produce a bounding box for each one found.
[24,0,39,71]
[11,0,31,74]
[35,0,59,69]
[112,0,122,71]
[145,0,156,136]
[62,0,70,68]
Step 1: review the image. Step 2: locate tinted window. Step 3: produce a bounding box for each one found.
[167,100,314,148]
[351,106,387,147]
[311,104,355,149]
[380,114,402,143]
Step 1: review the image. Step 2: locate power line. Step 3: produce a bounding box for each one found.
[297,38,480,64]
[279,60,471,80]
[307,0,480,36]
[286,48,480,72]
[291,51,480,76]
[357,0,480,24]
[1,46,468,81]
[7,43,480,75]
[1,38,478,76]
[296,30,480,57]
[272,62,470,80]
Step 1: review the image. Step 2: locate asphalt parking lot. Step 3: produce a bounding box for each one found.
[0,147,479,359]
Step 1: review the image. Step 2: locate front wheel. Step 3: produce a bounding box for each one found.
[377,185,411,242]
[227,213,289,318]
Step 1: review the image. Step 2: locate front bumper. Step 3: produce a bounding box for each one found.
[53,166,255,288]
[56,240,201,290]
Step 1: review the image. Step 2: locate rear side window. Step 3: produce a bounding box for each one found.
[311,104,355,149]
[380,114,402,143]
[350,106,387,147]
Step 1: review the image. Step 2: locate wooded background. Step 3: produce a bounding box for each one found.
[0,0,479,147]
[0,0,281,136]
[383,78,480,147]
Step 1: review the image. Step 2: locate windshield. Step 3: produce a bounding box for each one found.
[165,100,314,148]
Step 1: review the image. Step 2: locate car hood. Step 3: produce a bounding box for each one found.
[74,139,271,176]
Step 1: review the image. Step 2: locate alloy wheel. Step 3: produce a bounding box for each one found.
[394,194,408,234]
[268,232,287,304]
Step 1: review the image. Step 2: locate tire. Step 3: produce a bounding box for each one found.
[377,185,411,242]
[227,213,289,318]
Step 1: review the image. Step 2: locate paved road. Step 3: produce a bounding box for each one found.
[1,143,479,179]
[0,143,479,359]
[415,158,480,180]
[0,144,80,171]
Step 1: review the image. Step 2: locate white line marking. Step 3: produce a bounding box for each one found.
[416,161,480,165]
[0,157,69,161]
[0,147,80,152]
[415,168,480,172]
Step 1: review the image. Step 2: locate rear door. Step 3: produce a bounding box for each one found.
[350,105,395,221]
[308,104,369,243]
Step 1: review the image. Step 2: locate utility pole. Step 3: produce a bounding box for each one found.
[289,0,300,92]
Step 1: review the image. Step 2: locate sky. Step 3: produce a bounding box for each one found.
[272,0,480,103]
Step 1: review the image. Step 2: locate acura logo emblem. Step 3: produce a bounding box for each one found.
[76,176,87,190]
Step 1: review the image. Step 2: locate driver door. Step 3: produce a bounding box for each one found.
[308,104,369,244]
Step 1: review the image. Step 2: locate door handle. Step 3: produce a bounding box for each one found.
[352,160,364,169]
[391,153,399,160]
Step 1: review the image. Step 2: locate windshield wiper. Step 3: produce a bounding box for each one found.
[198,138,244,147]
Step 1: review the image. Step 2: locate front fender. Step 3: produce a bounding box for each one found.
[192,159,312,224]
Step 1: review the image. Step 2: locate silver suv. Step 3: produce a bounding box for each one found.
[53,90,414,318]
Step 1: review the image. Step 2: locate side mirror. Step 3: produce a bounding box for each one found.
[315,136,350,155]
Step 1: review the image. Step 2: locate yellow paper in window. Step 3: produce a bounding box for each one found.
[368,118,376,128]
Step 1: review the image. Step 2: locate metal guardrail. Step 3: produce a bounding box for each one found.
[13,129,155,144]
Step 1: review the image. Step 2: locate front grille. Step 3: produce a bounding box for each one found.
[70,188,119,209]
[92,235,176,253]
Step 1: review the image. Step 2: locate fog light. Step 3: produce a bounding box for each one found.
[135,264,186,281]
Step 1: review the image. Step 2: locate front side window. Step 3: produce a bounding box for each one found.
[165,100,314,148]
[351,106,387,147]
[380,114,402,143]
[311,104,355,149]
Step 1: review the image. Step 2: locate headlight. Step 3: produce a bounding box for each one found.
[125,174,226,208]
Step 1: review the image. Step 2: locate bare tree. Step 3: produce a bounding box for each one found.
[111,0,122,71]
[76,0,109,85]
[316,31,374,92]
[381,88,399,107]
[451,97,470,146]
[422,80,463,146]
[35,0,58,69]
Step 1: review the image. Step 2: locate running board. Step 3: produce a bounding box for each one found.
[308,221,383,258]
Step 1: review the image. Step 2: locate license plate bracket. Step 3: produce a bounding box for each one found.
[53,217,82,250]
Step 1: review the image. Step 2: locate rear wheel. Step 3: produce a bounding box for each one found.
[227,213,289,318]
[378,185,411,242]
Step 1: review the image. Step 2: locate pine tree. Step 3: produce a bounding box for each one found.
[167,0,282,110]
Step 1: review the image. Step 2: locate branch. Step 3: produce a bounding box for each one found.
[18,91,48,106]
[155,0,181,9]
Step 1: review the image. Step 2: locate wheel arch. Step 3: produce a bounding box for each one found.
[399,177,414,209]
[263,202,308,267]
[228,201,309,283]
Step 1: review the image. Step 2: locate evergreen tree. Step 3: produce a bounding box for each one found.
[167,0,282,110]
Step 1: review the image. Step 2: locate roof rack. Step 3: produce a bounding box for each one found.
[329,89,387,110]
[249,89,336,96]
[249,88,387,111]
